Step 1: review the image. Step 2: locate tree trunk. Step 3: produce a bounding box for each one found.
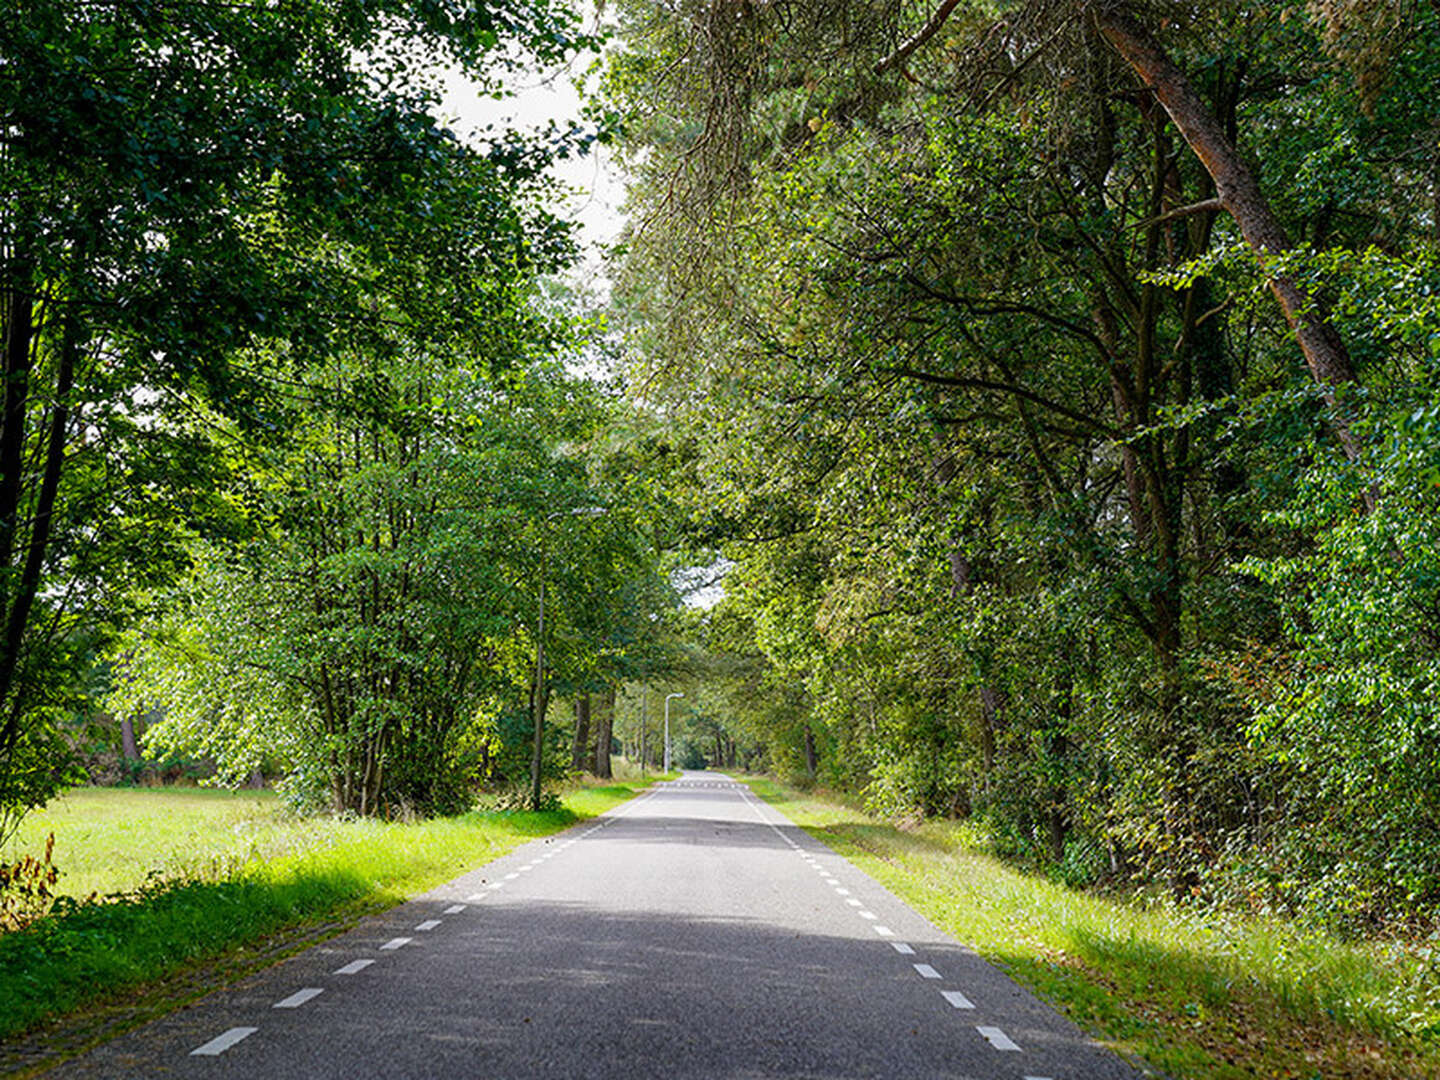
[1093,7,1366,465]
[571,693,591,773]
[119,716,140,762]
[593,689,614,779]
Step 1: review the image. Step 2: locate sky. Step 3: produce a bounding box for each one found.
[437,29,628,284]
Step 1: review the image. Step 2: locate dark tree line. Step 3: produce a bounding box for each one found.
[607,0,1440,928]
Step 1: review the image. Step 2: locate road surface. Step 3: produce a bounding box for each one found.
[52,773,1145,1079]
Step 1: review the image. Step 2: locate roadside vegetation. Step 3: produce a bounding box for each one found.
[748,777,1439,1080]
[0,778,656,1046]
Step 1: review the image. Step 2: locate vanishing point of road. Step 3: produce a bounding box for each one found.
[53,772,1144,1079]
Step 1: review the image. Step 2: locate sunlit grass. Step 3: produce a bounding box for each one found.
[746,778,1439,1080]
[0,776,655,1043]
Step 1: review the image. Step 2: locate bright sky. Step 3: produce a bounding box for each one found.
[437,31,627,282]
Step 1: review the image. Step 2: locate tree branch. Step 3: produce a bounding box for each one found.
[875,0,964,75]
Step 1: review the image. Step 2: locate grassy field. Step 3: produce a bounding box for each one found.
[744,777,1440,1080]
[0,776,662,1046]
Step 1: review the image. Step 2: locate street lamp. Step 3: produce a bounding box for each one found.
[663,692,684,774]
[530,505,606,812]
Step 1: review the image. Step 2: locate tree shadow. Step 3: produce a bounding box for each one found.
[55,899,1146,1080]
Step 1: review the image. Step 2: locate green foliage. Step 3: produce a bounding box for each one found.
[111,348,659,816]
[606,0,1440,933]
[0,0,598,830]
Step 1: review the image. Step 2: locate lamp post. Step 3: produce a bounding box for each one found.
[530,506,606,812]
[663,692,684,774]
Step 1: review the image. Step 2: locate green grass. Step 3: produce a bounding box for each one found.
[745,778,1440,1080]
[0,778,657,1044]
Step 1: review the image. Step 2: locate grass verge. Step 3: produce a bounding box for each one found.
[0,777,656,1049]
[744,777,1440,1080]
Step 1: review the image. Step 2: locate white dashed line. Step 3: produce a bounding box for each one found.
[505,873,520,880]
[913,963,941,979]
[846,898,863,907]
[380,937,411,950]
[415,919,442,931]
[892,942,916,955]
[465,893,486,903]
[519,865,534,872]
[273,988,323,1009]
[834,888,851,895]
[976,1025,1021,1050]
[859,911,878,920]
[874,926,895,936]
[1023,1076,1056,1080]
[190,1027,258,1056]
[444,904,467,914]
[490,881,506,889]
[942,990,975,1009]
[334,959,374,975]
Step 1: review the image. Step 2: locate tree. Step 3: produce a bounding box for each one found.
[605,0,1440,920]
[0,0,589,837]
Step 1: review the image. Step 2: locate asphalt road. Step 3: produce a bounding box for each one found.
[52,773,1145,1079]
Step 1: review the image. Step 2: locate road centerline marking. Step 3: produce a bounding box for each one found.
[892,942,916,955]
[976,1025,1021,1050]
[415,919,442,931]
[859,911,878,920]
[942,990,975,1009]
[334,959,374,975]
[874,926,894,936]
[380,936,411,950]
[444,904,467,914]
[913,963,941,979]
[190,1027,258,1056]
[273,988,323,1009]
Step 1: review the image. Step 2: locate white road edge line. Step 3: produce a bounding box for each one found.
[273,988,323,1009]
[190,1027,258,1056]
[380,936,411,950]
[976,1025,1021,1050]
[913,963,941,979]
[942,990,975,1009]
[334,959,374,975]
